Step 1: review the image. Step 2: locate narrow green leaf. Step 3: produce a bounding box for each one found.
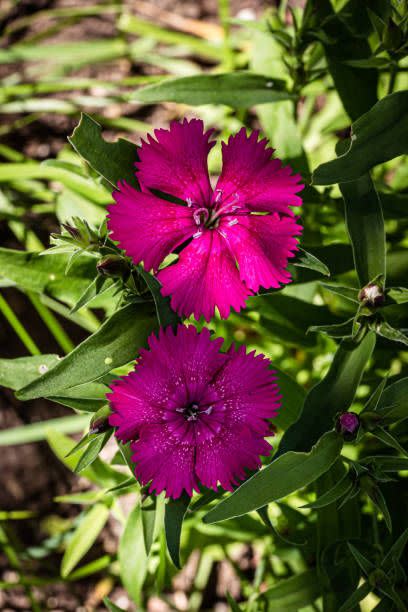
[69,113,138,189]
[294,248,330,276]
[103,597,127,612]
[382,528,408,572]
[320,283,359,303]
[362,456,408,473]
[0,415,90,446]
[376,377,408,421]
[367,484,393,532]
[164,493,190,568]
[119,503,148,603]
[17,304,156,400]
[308,318,354,339]
[313,92,408,184]
[261,569,320,610]
[348,543,376,575]
[74,430,112,473]
[203,431,342,523]
[273,367,305,430]
[226,593,242,612]
[61,504,109,577]
[371,427,408,457]
[135,72,293,108]
[387,287,408,304]
[302,471,352,509]
[0,247,96,307]
[338,581,371,612]
[278,332,376,454]
[138,268,180,329]
[340,171,386,286]
[0,354,60,391]
[375,321,408,347]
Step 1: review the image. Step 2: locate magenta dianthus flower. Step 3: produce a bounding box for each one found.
[108,119,303,321]
[108,325,281,499]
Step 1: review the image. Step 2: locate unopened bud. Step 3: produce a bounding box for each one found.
[89,417,111,435]
[358,283,385,308]
[62,223,81,240]
[336,412,360,440]
[97,255,129,278]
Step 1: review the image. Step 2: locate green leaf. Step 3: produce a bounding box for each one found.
[376,377,408,421]
[308,318,354,339]
[47,429,127,489]
[16,304,156,400]
[0,162,110,204]
[0,354,60,390]
[69,113,138,189]
[261,569,320,610]
[366,484,393,532]
[371,427,408,457]
[103,597,127,612]
[61,503,109,577]
[382,528,408,572]
[0,415,90,446]
[0,247,96,307]
[338,581,371,612]
[348,543,376,575]
[74,430,112,473]
[313,92,408,184]
[226,593,242,612]
[302,466,352,509]
[203,431,342,523]
[362,456,408,473]
[278,332,376,454]
[387,287,408,304]
[119,503,148,603]
[313,0,378,121]
[253,294,340,348]
[375,321,408,347]
[293,248,330,276]
[138,268,180,329]
[340,172,386,286]
[164,493,190,568]
[135,72,293,108]
[320,283,359,303]
[273,367,306,430]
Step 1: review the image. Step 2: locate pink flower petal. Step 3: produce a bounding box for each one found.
[214,128,303,215]
[195,425,271,491]
[107,181,196,272]
[158,229,251,321]
[210,345,281,435]
[108,375,163,443]
[137,118,215,205]
[131,424,199,498]
[221,213,302,293]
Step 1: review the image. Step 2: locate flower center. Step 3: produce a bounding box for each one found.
[193,208,210,226]
[176,402,214,422]
[183,402,200,421]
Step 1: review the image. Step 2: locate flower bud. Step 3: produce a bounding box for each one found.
[358,283,385,308]
[97,255,130,278]
[336,412,360,440]
[62,223,81,240]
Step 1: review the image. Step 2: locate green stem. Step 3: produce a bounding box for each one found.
[27,292,74,354]
[0,292,40,355]
[388,63,397,95]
